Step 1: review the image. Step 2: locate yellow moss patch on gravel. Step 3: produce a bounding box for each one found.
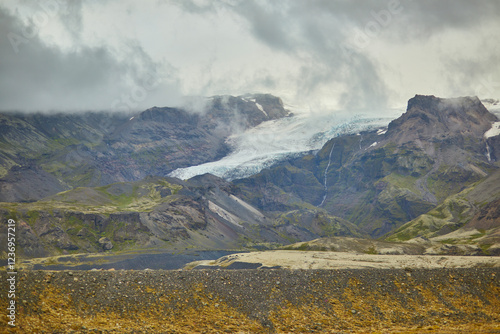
[2,269,500,333]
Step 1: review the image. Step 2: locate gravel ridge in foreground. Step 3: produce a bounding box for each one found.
[1,268,499,333]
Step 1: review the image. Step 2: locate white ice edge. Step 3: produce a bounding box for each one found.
[255,102,268,117]
[169,108,403,181]
[484,121,500,139]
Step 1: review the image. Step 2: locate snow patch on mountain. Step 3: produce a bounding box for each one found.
[484,122,500,139]
[255,102,268,117]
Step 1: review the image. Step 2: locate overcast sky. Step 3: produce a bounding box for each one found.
[0,0,499,113]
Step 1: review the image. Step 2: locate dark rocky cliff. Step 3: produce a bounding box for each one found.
[0,174,362,259]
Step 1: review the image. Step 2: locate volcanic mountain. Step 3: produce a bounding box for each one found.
[1,94,500,263]
[234,95,500,239]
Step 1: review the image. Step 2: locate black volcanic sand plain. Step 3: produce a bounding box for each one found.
[1,268,499,333]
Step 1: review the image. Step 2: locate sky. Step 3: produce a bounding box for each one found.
[0,0,499,113]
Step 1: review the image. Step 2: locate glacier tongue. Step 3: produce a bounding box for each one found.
[169,109,401,181]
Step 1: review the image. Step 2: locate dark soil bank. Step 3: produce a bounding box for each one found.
[1,268,499,333]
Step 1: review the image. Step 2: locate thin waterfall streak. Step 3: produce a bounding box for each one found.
[320,143,335,207]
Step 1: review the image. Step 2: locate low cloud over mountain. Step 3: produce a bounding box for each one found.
[1,1,499,113]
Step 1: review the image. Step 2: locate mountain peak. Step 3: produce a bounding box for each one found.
[386,95,497,145]
[406,94,484,114]
[406,94,440,111]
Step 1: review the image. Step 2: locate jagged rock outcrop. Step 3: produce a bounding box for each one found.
[236,95,499,238]
[387,95,496,146]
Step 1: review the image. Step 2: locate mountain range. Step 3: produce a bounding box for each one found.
[0,94,287,202]
[1,94,499,261]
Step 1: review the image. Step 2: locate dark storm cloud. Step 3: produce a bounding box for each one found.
[1,0,499,112]
[239,0,500,106]
[176,0,392,109]
[446,51,500,98]
[176,0,500,108]
[0,5,178,112]
[395,0,500,38]
[231,2,294,52]
[395,0,500,98]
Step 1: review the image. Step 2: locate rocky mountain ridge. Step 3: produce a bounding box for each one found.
[1,94,500,261]
[386,168,500,254]
[387,95,496,145]
[0,174,363,259]
[234,95,500,240]
[0,94,288,202]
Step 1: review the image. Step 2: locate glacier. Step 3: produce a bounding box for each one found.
[169,107,404,181]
